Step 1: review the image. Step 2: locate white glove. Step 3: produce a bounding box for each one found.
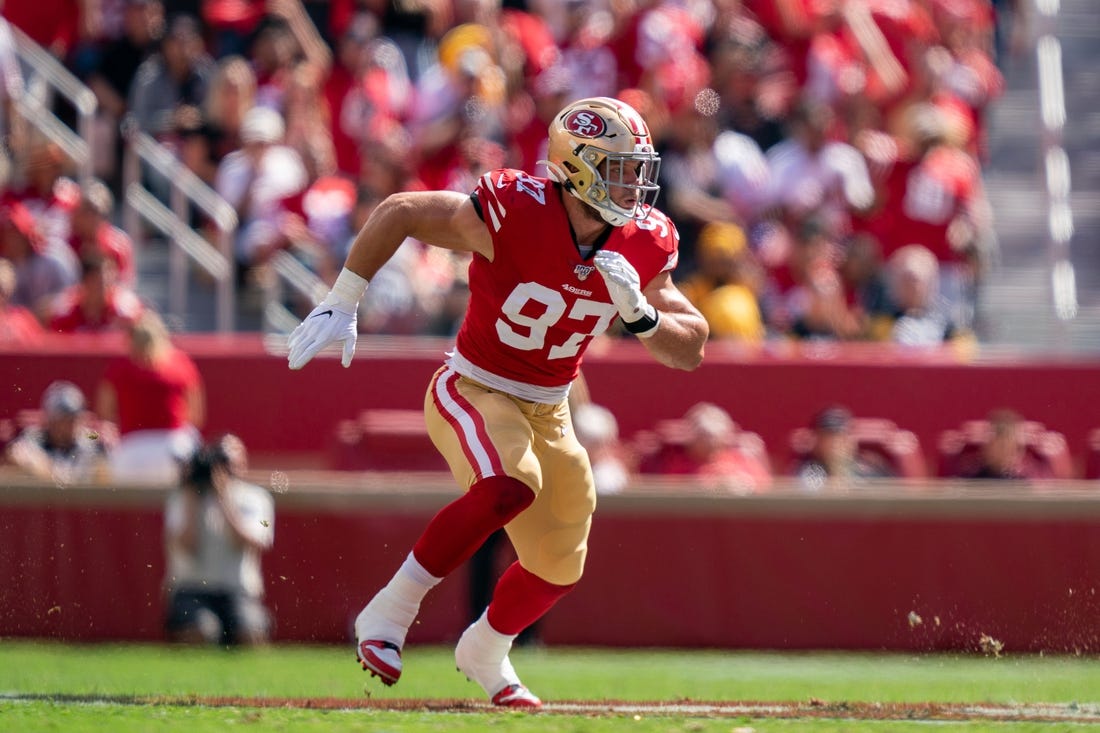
[287,268,368,369]
[594,250,659,337]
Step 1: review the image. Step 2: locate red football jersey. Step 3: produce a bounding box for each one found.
[459,168,679,390]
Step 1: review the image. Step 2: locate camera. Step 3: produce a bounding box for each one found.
[183,442,230,494]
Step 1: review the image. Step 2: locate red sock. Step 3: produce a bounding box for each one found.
[486,562,576,635]
[412,476,533,578]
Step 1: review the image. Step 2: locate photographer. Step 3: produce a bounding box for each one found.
[163,434,274,646]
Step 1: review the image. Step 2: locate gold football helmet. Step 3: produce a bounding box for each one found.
[543,97,661,227]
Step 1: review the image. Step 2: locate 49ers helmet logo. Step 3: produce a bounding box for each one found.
[563,110,606,138]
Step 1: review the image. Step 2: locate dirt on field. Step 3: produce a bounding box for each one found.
[40,694,1100,724]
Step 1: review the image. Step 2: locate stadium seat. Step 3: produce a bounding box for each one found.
[328,409,448,471]
[788,417,927,479]
[936,419,1073,480]
[633,417,771,476]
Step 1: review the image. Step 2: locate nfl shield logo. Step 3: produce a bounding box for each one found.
[574,264,595,281]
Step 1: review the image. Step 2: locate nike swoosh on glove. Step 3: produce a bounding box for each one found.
[287,296,358,369]
[593,250,657,324]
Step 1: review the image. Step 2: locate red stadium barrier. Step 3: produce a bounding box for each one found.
[3,480,1100,652]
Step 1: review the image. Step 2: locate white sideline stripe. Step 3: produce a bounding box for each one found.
[433,369,497,479]
[5,694,1100,722]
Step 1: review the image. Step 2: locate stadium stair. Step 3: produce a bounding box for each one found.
[979,0,1100,352]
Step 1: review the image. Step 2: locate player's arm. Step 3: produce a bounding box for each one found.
[636,271,708,371]
[288,191,492,370]
[344,190,493,280]
[594,250,707,371]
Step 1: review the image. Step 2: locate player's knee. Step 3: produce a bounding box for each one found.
[536,532,589,586]
[473,475,535,522]
[537,557,585,587]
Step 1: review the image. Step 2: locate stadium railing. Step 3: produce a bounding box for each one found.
[11,25,95,183]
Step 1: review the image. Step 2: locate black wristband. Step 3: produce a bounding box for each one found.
[622,309,660,337]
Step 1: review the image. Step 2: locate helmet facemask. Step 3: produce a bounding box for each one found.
[573,146,661,226]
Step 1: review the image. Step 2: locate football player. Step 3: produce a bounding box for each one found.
[287,96,708,707]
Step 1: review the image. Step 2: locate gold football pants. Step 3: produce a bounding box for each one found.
[424,366,596,586]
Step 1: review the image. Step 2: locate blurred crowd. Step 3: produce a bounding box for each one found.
[0,0,1023,347]
[5,373,1073,494]
[571,398,1077,494]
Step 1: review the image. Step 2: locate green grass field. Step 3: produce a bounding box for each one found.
[2,640,1099,732]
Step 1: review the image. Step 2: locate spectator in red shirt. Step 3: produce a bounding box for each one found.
[2,0,96,61]
[270,172,357,285]
[646,402,772,495]
[96,310,204,485]
[766,217,861,341]
[3,139,80,245]
[932,0,1003,137]
[1,201,79,323]
[322,14,373,179]
[506,64,571,177]
[67,178,136,286]
[953,408,1043,480]
[557,0,618,101]
[341,32,416,179]
[247,1,333,115]
[49,254,144,334]
[857,102,990,330]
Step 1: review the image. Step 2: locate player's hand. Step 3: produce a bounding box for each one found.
[594,250,658,331]
[287,295,358,369]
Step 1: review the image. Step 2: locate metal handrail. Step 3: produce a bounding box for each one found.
[9,26,319,335]
[11,94,89,172]
[270,250,329,301]
[264,250,330,333]
[121,124,238,332]
[124,128,238,231]
[11,25,96,182]
[126,185,232,280]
